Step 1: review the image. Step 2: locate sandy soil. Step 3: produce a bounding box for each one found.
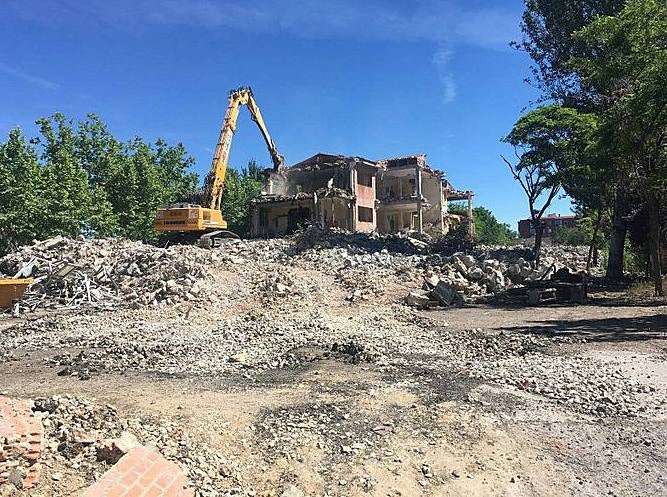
[1,298,665,497]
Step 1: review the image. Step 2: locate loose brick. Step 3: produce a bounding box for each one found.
[0,396,43,489]
[84,447,193,497]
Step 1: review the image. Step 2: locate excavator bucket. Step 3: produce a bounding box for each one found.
[0,278,33,309]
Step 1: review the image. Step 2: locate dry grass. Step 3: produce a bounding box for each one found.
[626,276,667,299]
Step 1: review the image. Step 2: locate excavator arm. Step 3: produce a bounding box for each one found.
[204,87,284,211]
[246,92,285,172]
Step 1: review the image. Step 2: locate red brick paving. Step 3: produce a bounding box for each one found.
[0,396,43,489]
[84,446,193,497]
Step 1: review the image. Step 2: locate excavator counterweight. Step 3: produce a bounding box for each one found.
[154,86,283,247]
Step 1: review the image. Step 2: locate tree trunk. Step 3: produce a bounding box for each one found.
[607,191,627,281]
[586,211,602,271]
[646,192,664,296]
[533,220,544,269]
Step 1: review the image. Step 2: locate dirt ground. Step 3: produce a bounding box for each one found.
[1,296,665,497]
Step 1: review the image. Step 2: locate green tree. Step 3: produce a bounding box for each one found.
[153,139,199,202]
[220,163,264,237]
[553,224,589,246]
[514,0,632,281]
[472,207,518,245]
[503,105,596,265]
[515,0,626,101]
[126,139,163,240]
[0,129,45,254]
[0,113,201,254]
[35,114,117,238]
[75,114,123,188]
[570,0,667,295]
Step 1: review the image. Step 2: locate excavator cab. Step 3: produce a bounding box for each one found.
[154,203,232,247]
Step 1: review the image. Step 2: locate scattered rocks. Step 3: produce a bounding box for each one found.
[31,395,241,496]
[96,432,141,464]
[0,237,214,310]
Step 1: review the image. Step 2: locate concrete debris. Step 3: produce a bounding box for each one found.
[5,302,659,419]
[405,290,432,308]
[0,237,213,310]
[0,230,596,314]
[30,395,242,496]
[405,246,593,307]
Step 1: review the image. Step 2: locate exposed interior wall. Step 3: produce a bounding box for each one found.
[250,199,315,237]
[421,173,443,234]
[354,164,378,233]
[377,208,419,234]
[378,175,416,201]
[268,167,350,196]
[317,197,352,230]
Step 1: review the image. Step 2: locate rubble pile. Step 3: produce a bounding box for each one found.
[290,225,431,255]
[0,237,216,310]
[31,395,242,496]
[406,245,593,307]
[1,309,388,379]
[0,230,596,313]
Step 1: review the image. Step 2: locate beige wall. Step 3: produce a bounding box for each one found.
[421,173,444,234]
[318,197,352,230]
[377,208,419,233]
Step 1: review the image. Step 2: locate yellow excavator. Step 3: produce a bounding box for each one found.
[154,86,284,247]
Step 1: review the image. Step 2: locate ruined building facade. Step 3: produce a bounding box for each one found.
[375,155,474,236]
[250,153,473,238]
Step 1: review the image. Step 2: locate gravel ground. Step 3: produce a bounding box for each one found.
[0,236,665,496]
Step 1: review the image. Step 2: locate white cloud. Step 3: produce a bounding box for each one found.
[0,63,59,90]
[8,0,519,49]
[432,47,457,104]
[6,0,522,104]
[144,0,518,50]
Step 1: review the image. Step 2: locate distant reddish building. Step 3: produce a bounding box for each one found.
[518,214,578,239]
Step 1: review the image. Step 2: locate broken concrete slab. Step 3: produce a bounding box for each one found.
[431,281,459,306]
[406,290,431,308]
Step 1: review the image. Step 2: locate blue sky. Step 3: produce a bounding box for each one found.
[1,0,574,228]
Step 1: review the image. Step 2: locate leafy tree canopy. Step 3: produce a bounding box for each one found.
[0,114,201,254]
[472,207,519,245]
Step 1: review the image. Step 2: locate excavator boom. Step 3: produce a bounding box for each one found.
[204,87,284,211]
[155,86,284,246]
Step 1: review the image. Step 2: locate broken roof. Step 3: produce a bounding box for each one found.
[378,155,425,169]
[288,153,380,171]
[378,154,447,180]
[251,192,315,204]
[251,187,354,205]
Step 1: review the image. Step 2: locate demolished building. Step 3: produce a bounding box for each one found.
[250,154,381,237]
[376,155,474,236]
[250,153,473,238]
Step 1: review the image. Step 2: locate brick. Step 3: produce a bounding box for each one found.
[124,487,147,497]
[84,447,192,497]
[143,487,164,497]
[146,450,160,463]
[0,396,43,490]
[139,462,167,488]
[122,467,147,487]
[154,472,176,490]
